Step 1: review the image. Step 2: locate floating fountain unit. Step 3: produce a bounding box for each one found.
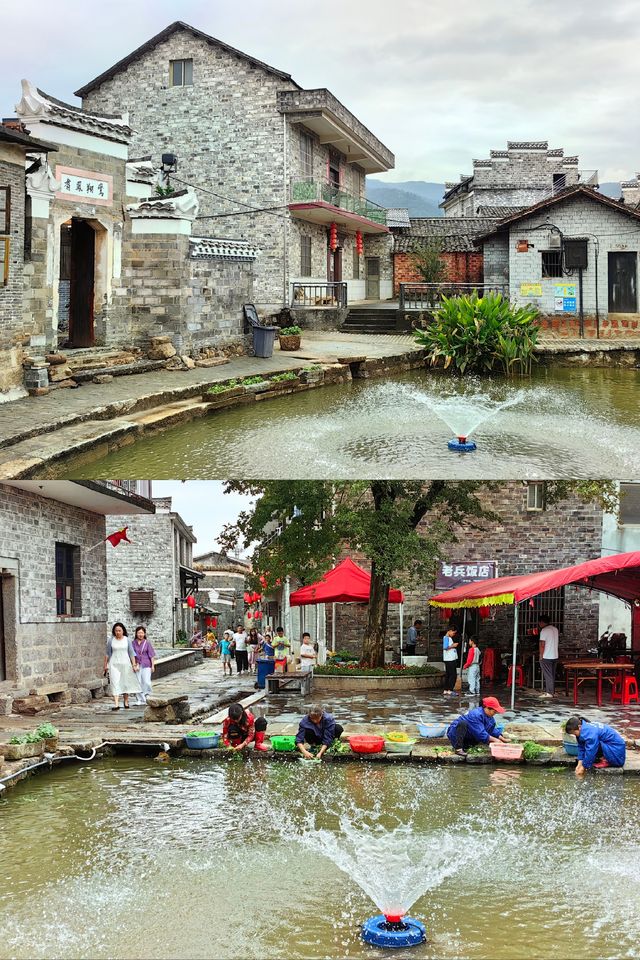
[447,435,477,453]
[361,913,427,949]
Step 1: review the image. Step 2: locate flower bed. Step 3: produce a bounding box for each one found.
[315,664,439,677]
[313,663,445,692]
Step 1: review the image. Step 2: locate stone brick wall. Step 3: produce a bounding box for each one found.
[197,570,246,636]
[393,251,484,295]
[106,510,177,647]
[0,484,107,685]
[482,235,510,288]
[325,483,602,659]
[82,29,296,307]
[0,150,26,395]
[506,194,640,324]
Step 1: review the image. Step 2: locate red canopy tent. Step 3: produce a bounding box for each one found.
[290,557,404,655]
[429,551,640,707]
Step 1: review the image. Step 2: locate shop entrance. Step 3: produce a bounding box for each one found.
[61,218,96,347]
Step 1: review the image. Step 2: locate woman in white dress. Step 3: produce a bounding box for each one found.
[104,622,141,710]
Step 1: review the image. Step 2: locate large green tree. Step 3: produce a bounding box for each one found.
[219,481,617,667]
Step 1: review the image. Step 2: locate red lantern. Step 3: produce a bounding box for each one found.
[186,595,196,609]
[243,592,251,604]
[355,231,364,256]
[442,608,453,620]
[247,611,252,619]
[275,578,282,586]
[255,611,262,620]
[479,606,490,620]
[259,575,267,588]
[329,222,338,251]
[212,617,217,628]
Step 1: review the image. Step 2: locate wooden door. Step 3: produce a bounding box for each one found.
[365,257,380,299]
[608,252,637,313]
[327,245,342,283]
[68,219,95,347]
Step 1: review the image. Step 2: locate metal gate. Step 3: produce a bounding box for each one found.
[608,252,637,313]
[365,257,380,299]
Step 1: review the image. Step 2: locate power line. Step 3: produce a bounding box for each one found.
[171,174,291,221]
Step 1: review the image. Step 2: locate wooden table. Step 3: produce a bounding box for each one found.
[561,660,635,707]
[266,671,313,696]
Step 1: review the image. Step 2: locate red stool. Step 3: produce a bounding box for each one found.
[507,664,524,688]
[612,674,639,705]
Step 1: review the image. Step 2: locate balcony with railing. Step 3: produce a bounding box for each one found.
[289,178,389,233]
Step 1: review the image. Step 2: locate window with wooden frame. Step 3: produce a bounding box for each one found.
[300,235,312,277]
[541,250,563,278]
[0,186,10,286]
[55,542,81,616]
[170,59,193,86]
[526,481,546,511]
[300,131,314,179]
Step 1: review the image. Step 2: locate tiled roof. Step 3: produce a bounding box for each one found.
[386,207,411,228]
[475,204,527,218]
[507,141,548,150]
[441,175,473,202]
[189,236,259,261]
[74,20,299,97]
[0,124,56,152]
[474,185,640,243]
[193,550,252,574]
[15,82,131,143]
[394,217,500,253]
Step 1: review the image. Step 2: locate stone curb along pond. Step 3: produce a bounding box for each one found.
[2,729,640,797]
[0,349,427,479]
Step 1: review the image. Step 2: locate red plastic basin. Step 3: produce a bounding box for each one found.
[349,735,385,754]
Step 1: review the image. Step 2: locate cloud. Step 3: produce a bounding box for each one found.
[2,0,637,181]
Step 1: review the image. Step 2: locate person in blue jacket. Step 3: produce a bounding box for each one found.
[447,696,510,757]
[565,716,626,775]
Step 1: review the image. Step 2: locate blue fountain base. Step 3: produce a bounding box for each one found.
[448,438,477,453]
[361,915,426,949]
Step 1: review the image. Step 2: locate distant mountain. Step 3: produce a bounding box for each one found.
[366,179,444,217]
[366,178,623,216]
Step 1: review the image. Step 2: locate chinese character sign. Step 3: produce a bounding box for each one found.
[55,166,113,207]
[435,561,498,590]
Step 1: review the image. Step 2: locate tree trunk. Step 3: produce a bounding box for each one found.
[361,563,389,668]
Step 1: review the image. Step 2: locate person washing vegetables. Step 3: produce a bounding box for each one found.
[295,705,344,760]
[565,716,626,775]
[447,696,510,758]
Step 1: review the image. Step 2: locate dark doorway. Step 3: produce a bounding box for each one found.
[328,243,342,283]
[68,218,95,347]
[608,252,637,313]
[0,579,6,682]
[365,256,380,299]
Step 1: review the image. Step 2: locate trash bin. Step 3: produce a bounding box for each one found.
[256,657,276,689]
[252,324,278,359]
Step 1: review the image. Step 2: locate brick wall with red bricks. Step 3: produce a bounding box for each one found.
[393,251,484,296]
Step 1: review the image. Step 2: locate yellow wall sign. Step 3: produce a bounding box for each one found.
[520,283,543,297]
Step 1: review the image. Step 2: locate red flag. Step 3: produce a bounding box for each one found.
[105,527,130,547]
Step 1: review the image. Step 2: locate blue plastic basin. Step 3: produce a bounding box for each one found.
[417,723,447,738]
[184,733,220,749]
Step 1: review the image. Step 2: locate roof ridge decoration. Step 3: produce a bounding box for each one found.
[127,187,199,221]
[507,140,548,150]
[189,236,259,261]
[16,79,131,143]
[74,20,300,98]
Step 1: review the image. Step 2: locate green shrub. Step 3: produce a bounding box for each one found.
[279,325,303,336]
[206,379,240,395]
[242,375,268,386]
[315,664,439,677]
[270,371,298,383]
[414,292,540,376]
[35,723,58,740]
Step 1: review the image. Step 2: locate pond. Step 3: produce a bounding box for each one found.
[1,757,638,959]
[63,366,640,479]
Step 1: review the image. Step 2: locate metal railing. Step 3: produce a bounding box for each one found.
[291,282,348,308]
[399,282,509,311]
[290,177,387,225]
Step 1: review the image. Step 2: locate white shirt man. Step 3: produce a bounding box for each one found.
[233,629,247,651]
[539,618,559,697]
[299,634,317,673]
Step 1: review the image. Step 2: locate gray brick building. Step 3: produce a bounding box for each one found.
[0,480,154,711]
[106,496,200,648]
[442,142,595,218]
[193,550,251,637]
[76,20,395,308]
[480,185,640,335]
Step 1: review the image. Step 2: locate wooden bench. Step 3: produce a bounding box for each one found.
[266,672,313,696]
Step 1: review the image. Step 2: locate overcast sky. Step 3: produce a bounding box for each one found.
[153,481,254,557]
[3,0,636,182]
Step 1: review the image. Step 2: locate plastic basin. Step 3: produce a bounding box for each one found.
[385,739,417,754]
[184,732,220,749]
[489,743,524,761]
[349,735,385,754]
[417,722,447,738]
[270,735,297,752]
[563,740,579,757]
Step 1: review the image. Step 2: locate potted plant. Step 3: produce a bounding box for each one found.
[36,722,59,751]
[2,732,46,761]
[278,325,302,351]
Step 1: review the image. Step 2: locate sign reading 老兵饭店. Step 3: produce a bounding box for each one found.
[520,283,543,298]
[55,166,113,206]
[435,561,498,591]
